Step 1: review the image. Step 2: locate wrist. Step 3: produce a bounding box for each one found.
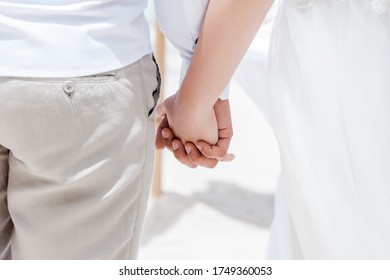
[176,89,216,116]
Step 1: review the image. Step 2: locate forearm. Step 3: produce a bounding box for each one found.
[177,0,274,111]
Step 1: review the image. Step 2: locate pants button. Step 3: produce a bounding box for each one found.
[63,81,75,96]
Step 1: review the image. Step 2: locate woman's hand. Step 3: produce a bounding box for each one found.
[156,92,218,145]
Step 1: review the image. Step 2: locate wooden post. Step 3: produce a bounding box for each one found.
[151,21,165,197]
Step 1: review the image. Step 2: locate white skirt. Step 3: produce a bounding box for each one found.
[264,0,390,259]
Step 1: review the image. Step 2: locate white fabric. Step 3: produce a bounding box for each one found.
[155,0,229,99]
[0,0,152,77]
[233,0,278,118]
[261,0,390,259]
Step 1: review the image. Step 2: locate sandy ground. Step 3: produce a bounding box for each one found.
[140,9,280,260]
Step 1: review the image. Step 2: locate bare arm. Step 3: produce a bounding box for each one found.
[177,0,274,111]
[157,0,273,145]
[157,0,273,169]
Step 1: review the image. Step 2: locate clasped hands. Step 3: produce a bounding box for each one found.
[155,93,234,168]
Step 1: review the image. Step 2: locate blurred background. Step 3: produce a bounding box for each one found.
[140,2,280,259]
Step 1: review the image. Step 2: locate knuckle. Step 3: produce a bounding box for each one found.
[207,161,218,168]
[206,149,223,159]
[162,137,172,146]
[174,152,185,161]
[188,154,200,163]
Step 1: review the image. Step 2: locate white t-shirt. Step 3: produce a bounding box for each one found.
[0,0,152,77]
[0,0,229,98]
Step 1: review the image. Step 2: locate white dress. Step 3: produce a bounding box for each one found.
[265,0,390,259]
[156,0,390,259]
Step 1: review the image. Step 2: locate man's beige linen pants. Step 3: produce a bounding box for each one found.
[0,54,159,259]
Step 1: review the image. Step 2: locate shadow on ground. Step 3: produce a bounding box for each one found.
[142,181,274,245]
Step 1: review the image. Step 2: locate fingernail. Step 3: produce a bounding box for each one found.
[196,145,202,151]
[162,129,169,138]
[172,142,179,151]
[185,146,192,154]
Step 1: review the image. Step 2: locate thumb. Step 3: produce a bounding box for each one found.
[156,101,167,117]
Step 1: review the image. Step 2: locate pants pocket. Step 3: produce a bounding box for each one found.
[148,55,162,117]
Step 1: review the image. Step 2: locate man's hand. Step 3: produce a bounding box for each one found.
[156,98,234,168]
